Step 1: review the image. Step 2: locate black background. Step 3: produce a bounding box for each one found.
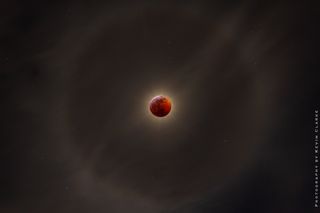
[0,0,319,212]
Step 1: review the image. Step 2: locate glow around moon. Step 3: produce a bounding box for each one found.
[143,90,177,122]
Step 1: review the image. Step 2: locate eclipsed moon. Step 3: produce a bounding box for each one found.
[149,95,172,117]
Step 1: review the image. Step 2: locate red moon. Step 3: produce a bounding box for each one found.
[149,95,172,117]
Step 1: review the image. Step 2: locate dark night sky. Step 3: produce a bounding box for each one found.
[0,0,319,212]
